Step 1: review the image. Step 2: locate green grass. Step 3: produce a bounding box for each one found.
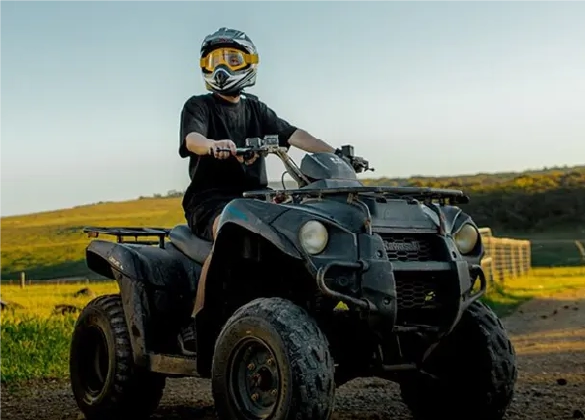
[481,266,585,317]
[1,267,584,384]
[0,281,119,383]
[1,316,77,383]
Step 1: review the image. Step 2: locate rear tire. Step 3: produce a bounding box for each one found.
[69,294,166,420]
[211,297,336,420]
[400,301,517,420]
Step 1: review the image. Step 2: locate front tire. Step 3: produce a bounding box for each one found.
[400,300,517,420]
[211,297,336,420]
[69,294,166,420]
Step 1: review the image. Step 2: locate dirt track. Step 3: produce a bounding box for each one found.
[3,288,585,420]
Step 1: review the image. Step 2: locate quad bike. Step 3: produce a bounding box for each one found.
[69,136,517,420]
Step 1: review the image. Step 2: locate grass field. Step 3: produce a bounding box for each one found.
[1,266,584,384]
[0,282,118,383]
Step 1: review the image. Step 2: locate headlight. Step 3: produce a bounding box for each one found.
[454,223,479,255]
[299,220,329,255]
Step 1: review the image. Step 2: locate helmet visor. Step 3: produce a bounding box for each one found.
[200,47,258,72]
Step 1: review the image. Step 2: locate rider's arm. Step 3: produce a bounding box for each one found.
[257,100,336,153]
[287,129,336,154]
[257,101,298,149]
[185,132,215,156]
[179,96,213,157]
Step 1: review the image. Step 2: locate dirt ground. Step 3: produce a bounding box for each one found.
[3,288,585,420]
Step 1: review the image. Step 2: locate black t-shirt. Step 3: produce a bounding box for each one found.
[179,93,297,217]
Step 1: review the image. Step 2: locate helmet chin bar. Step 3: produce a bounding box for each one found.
[212,68,230,91]
[205,66,249,96]
[205,82,244,97]
[217,87,243,97]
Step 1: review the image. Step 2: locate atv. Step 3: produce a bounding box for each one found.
[69,135,517,420]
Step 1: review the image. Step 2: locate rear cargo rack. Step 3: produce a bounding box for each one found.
[83,227,171,247]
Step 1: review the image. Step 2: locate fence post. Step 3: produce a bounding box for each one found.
[575,240,585,264]
[20,272,26,288]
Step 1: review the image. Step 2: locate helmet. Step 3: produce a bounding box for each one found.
[199,27,259,96]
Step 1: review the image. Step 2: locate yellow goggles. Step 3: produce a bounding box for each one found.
[200,47,259,72]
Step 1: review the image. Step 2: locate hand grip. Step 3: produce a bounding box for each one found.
[215,147,255,160]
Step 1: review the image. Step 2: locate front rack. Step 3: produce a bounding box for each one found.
[243,186,470,205]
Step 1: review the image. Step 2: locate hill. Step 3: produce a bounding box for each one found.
[1,197,187,280]
[1,165,584,280]
[362,165,585,233]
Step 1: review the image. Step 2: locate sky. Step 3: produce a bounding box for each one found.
[1,1,584,217]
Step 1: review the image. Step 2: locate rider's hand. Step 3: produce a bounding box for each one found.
[272,192,287,204]
[236,152,259,166]
[351,156,369,173]
[211,139,237,160]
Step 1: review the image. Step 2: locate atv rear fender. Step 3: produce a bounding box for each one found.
[85,239,200,366]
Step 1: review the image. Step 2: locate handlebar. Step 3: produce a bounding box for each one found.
[214,144,285,161]
[213,147,276,155]
[213,136,374,174]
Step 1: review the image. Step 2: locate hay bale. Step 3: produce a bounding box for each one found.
[73,287,96,298]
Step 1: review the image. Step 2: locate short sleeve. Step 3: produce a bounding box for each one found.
[256,100,298,149]
[179,96,209,158]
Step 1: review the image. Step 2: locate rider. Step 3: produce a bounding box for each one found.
[178,27,342,353]
[180,27,340,243]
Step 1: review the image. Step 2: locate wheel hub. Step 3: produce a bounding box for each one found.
[230,338,281,419]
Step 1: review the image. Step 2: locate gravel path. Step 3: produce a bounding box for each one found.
[3,288,585,420]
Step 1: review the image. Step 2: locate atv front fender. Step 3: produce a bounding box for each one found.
[218,198,304,259]
[194,197,357,318]
[192,198,303,314]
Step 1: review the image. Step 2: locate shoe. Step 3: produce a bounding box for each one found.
[178,323,197,357]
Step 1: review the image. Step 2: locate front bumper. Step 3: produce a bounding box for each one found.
[315,251,487,335]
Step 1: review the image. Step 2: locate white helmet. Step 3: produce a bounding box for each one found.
[199,27,259,96]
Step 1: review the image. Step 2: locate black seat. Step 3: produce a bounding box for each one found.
[169,224,212,264]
